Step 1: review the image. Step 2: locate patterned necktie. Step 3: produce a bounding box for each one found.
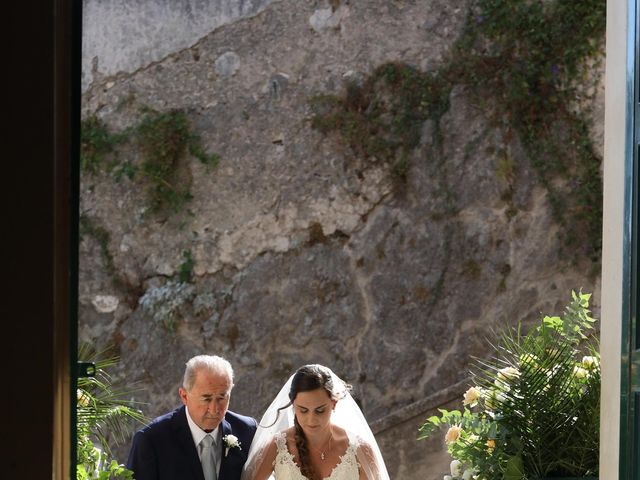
[200,435,217,480]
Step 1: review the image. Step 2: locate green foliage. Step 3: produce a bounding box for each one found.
[311,0,605,262]
[178,250,194,283]
[310,63,450,184]
[538,290,596,343]
[464,0,605,262]
[418,291,600,480]
[135,108,194,212]
[77,459,134,480]
[80,107,219,215]
[80,115,127,173]
[77,344,145,479]
[77,431,135,480]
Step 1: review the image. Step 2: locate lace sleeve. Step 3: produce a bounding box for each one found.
[241,434,277,480]
[353,436,390,480]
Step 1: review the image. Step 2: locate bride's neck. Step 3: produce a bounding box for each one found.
[306,428,332,448]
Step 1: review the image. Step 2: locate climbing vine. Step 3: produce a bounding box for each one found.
[311,0,605,263]
[81,107,219,214]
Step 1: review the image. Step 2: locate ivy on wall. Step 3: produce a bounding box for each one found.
[311,0,605,264]
[81,107,219,214]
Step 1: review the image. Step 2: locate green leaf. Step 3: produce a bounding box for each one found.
[504,455,525,480]
[77,344,145,479]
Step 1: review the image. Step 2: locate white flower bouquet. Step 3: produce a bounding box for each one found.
[419,291,600,480]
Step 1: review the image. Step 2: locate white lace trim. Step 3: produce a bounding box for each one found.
[273,432,360,480]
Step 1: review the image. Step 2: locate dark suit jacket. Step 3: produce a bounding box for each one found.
[127,406,257,480]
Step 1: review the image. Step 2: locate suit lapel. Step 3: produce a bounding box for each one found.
[218,418,232,478]
[172,406,205,480]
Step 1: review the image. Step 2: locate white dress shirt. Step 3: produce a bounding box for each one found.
[185,406,221,475]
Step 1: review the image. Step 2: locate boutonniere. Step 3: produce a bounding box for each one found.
[223,434,241,457]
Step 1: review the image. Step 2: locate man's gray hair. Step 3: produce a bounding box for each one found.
[182,355,234,391]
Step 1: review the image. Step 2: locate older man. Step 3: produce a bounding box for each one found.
[127,355,257,480]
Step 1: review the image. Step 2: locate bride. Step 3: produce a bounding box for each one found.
[241,364,389,480]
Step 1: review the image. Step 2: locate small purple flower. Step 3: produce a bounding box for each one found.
[475,14,484,24]
[550,64,560,76]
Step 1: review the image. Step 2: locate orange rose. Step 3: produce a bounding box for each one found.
[445,425,462,444]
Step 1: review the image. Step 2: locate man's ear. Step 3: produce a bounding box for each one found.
[179,387,188,405]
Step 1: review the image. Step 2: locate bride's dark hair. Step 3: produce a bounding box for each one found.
[289,365,333,480]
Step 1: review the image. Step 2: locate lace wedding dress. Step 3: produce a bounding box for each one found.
[241,366,390,480]
[272,432,360,480]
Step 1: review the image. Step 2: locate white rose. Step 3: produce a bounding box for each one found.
[573,366,588,379]
[463,387,482,407]
[223,434,241,456]
[224,434,239,447]
[77,389,91,407]
[582,355,599,370]
[445,425,462,444]
[450,459,463,477]
[462,469,474,480]
[497,366,520,382]
[443,476,453,480]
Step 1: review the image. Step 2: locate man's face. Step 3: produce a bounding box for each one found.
[179,369,232,432]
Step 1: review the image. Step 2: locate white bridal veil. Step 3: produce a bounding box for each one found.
[241,366,390,480]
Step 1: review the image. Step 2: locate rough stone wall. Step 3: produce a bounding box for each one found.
[79,1,603,478]
[82,0,277,90]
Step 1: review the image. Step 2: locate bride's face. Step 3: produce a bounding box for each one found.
[292,388,336,436]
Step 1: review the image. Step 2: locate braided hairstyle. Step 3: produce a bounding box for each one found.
[289,365,334,480]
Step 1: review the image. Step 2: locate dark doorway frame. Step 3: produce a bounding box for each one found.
[4,0,80,477]
[624,1,640,477]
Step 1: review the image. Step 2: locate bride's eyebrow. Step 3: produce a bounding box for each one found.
[297,402,328,410]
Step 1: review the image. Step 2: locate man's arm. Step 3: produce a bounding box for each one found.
[127,430,158,480]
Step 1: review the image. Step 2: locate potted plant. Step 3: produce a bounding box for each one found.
[77,344,145,480]
[419,291,600,480]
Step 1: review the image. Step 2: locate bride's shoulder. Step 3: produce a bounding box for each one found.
[273,427,296,447]
[340,429,373,454]
[334,425,361,444]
